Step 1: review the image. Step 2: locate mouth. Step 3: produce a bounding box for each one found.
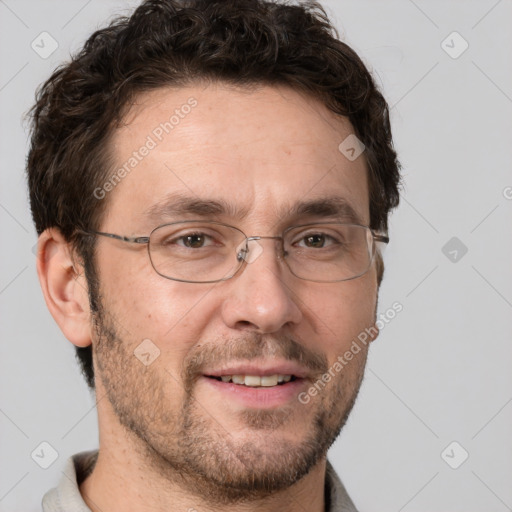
[199,361,311,408]
[204,374,299,387]
[200,370,307,409]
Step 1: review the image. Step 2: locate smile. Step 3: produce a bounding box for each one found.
[206,374,296,387]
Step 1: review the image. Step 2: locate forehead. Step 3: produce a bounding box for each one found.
[104,82,370,231]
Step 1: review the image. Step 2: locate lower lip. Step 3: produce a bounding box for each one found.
[200,376,306,408]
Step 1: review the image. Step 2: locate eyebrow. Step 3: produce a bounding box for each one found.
[290,196,362,224]
[144,193,251,221]
[143,193,364,225]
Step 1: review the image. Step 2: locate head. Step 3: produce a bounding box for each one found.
[27,0,400,502]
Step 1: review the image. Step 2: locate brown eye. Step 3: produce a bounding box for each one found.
[296,233,337,249]
[304,234,326,248]
[182,234,208,248]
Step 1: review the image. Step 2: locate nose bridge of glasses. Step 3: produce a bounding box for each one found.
[236,235,285,265]
[247,235,283,242]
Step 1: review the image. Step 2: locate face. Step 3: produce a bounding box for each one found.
[90,82,378,502]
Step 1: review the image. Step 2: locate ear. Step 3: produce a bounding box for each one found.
[36,228,92,348]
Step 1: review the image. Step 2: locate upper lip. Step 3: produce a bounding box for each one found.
[203,361,310,379]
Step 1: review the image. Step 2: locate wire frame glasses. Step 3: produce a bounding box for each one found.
[83,220,389,283]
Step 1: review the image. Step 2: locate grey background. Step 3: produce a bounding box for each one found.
[1,0,511,510]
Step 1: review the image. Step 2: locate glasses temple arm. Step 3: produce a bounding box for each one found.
[373,234,389,244]
[78,229,149,244]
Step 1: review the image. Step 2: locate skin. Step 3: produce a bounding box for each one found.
[37,82,380,512]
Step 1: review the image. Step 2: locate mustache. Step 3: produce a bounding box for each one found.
[182,333,328,384]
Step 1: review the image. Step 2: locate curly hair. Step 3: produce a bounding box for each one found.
[26,0,401,391]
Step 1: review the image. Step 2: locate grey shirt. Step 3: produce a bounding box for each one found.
[42,450,358,512]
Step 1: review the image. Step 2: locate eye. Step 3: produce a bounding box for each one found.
[178,233,213,249]
[295,232,338,249]
[166,232,217,249]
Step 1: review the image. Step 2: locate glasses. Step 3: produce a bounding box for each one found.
[81,220,389,283]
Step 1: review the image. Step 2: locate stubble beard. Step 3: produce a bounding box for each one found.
[91,294,368,505]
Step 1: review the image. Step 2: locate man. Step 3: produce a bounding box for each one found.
[27,0,401,510]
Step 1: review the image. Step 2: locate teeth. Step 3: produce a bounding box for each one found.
[260,375,278,387]
[214,374,294,386]
[244,375,261,386]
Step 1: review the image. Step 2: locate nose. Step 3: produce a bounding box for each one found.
[221,238,303,333]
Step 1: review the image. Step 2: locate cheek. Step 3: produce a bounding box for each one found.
[305,274,378,351]
[98,254,217,359]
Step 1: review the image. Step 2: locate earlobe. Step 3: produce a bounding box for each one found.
[36,228,92,348]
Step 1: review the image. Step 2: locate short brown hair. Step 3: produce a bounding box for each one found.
[27,0,401,390]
